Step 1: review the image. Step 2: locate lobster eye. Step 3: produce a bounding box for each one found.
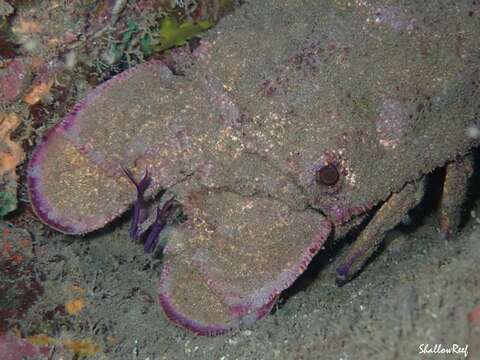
[315,164,339,186]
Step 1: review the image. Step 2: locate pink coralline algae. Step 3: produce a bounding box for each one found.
[0,334,53,360]
[27,0,479,335]
[0,58,29,102]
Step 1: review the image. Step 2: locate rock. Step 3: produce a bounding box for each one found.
[0,0,13,17]
[0,58,30,103]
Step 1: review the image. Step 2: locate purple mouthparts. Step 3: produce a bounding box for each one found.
[123,167,151,241]
[143,198,180,253]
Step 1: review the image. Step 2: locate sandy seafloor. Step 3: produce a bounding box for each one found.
[3,171,479,360]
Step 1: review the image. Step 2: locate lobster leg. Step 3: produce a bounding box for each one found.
[336,179,426,284]
[438,155,474,240]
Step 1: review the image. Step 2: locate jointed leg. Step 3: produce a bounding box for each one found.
[438,155,474,240]
[336,179,426,284]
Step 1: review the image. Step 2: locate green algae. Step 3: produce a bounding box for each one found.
[155,16,214,52]
[105,16,214,66]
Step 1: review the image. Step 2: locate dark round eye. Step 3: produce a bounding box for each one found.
[315,164,339,186]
